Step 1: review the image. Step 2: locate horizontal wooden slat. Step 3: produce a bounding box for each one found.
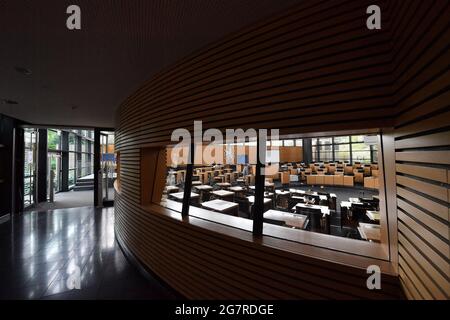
[395,151,450,165]
[396,131,450,149]
[396,175,448,202]
[396,186,448,221]
[396,163,448,184]
[397,199,448,240]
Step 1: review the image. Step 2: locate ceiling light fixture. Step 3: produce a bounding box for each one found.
[14,66,32,76]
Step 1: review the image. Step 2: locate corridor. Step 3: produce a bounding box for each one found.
[0,207,177,300]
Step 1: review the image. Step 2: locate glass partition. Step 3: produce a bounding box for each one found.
[149,131,387,258]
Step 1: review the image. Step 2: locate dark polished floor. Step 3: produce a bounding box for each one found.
[0,207,177,300]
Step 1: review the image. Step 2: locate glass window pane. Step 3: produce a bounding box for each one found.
[334,136,349,144]
[295,139,303,147]
[283,140,294,147]
[352,143,370,152]
[47,130,61,150]
[69,134,76,151]
[312,146,318,161]
[334,144,350,162]
[69,169,76,186]
[352,151,371,162]
[318,137,332,145]
[351,135,364,142]
[81,140,87,152]
[69,152,76,169]
[271,140,282,147]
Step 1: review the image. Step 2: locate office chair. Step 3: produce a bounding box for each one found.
[308,209,323,233]
[236,197,250,218]
[349,203,367,222]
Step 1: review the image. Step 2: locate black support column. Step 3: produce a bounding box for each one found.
[13,128,24,214]
[61,131,69,192]
[302,138,313,164]
[93,128,101,207]
[0,115,16,217]
[181,142,194,217]
[252,134,265,236]
[37,129,47,203]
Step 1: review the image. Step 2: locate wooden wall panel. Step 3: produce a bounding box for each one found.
[115,0,449,300]
[116,0,397,150]
[392,0,450,300]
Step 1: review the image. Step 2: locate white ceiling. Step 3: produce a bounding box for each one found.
[0,0,301,128]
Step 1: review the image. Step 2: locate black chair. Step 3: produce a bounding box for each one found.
[289,197,305,210]
[360,197,380,209]
[349,203,367,222]
[308,208,323,233]
[236,197,250,218]
[319,198,329,207]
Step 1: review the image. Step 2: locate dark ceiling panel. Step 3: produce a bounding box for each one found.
[0,0,302,127]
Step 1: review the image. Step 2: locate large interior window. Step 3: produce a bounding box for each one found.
[311,134,378,164]
[143,131,389,259]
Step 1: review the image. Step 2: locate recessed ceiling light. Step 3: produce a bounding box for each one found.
[2,99,18,105]
[14,66,32,76]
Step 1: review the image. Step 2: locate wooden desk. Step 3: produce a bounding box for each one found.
[349,197,362,204]
[224,173,234,183]
[229,186,245,192]
[340,201,352,209]
[194,185,213,191]
[212,190,234,200]
[247,196,272,205]
[358,223,381,242]
[294,203,330,216]
[194,184,213,202]
[165,186,179,194]
[247,196,273,212]
[264,210,308,229]
[169,192,199,201]
[289,188,306,195]
[201,199,239,216]
[216,182,231,189]
[229,186,245,198]
[366,210,381,222]
[249,182,274,190]
[175,170,186,184]
[343,175,354,186]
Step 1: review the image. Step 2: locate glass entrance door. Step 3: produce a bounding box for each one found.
[100,131,116,204]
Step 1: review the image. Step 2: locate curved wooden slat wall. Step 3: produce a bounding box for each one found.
[115,0,448,299]
[390,0,450,300]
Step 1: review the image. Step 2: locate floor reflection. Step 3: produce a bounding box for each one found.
[0,207,177,300]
